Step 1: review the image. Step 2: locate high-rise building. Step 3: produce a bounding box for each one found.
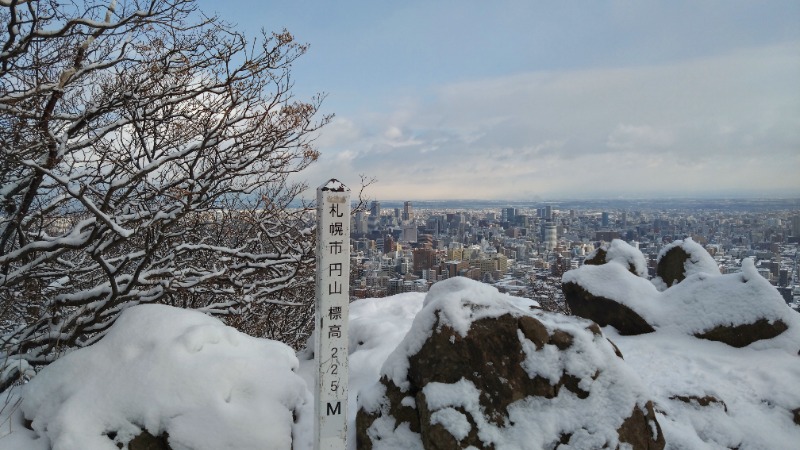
[545,205,553,220]
[413,247,436,273]
[354,211,368,235]
[383,234,395,254]
[792,215,800,237]
[502,207,516,223]
[602,211,610,227]
[368,201,381,234]
[779,269,789,287]
[402,201,413,222]
[544,221,557,251]
[402,224,417,243]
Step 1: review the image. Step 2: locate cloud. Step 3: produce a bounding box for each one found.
[314,117,362,149]
[311,42,800,200]
[606,124,674,151]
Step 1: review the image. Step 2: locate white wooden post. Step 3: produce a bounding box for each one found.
[314,179,350,450]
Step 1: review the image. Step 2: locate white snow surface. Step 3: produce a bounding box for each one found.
[607,327,800,449]
[3,272,799,449]
[0,304,311,450]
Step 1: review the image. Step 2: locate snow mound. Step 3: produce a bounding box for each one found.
[607,327,800,449]
[7,304,311,450]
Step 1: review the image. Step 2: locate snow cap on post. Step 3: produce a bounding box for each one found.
[319,179,349,193]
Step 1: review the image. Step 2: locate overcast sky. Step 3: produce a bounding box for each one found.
[197,0,800,200]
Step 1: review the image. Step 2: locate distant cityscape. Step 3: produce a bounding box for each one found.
[346,198,800,312]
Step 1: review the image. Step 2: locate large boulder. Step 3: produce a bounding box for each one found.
[672,258,790,347]
[357,277,665,450]
[563,241,796,350]
[562,281,655,335]
[585,239,649,278]
[563,261,658,336]
[652,238,720,290]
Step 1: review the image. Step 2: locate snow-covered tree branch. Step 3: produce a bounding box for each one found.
[0,0,328,390]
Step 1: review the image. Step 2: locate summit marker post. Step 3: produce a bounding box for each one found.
[314,179,350,450]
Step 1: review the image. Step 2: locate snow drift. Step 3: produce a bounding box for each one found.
[1,305,311,450]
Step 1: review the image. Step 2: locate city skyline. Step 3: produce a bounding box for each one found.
[197,1,800,200]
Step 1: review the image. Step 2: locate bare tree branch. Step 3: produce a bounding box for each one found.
[0,0,327,390]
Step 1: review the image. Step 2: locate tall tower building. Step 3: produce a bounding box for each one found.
[354,211,368,235]
[602,212,610,228]
[368,200,381,234]
[384,234,396,254]
[402,201,413,222]
[545,205,553,221]
[544,221,557,251]
[370,201,381,217]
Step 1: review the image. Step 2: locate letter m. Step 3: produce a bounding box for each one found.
[326,401,341,416]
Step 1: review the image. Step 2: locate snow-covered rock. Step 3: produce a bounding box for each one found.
[607,327,800,449]
[564,240,798,349]
[652,237,720,290]
[585,239,649,278]
[356,277,664,450]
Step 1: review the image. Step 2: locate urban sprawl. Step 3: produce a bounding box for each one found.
[346,199,800,312]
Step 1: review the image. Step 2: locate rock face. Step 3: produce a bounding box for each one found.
[654,245,691,288]
[652,238,721,290]
[562,281,655,336]
[565,240,655,336]
[694,318,789,348]
[356,277,665,450]
[128,431,171,450]
[585,239,648,278]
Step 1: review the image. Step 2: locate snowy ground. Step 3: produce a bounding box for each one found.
[607,327,800,449]
[1,278,799,449]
